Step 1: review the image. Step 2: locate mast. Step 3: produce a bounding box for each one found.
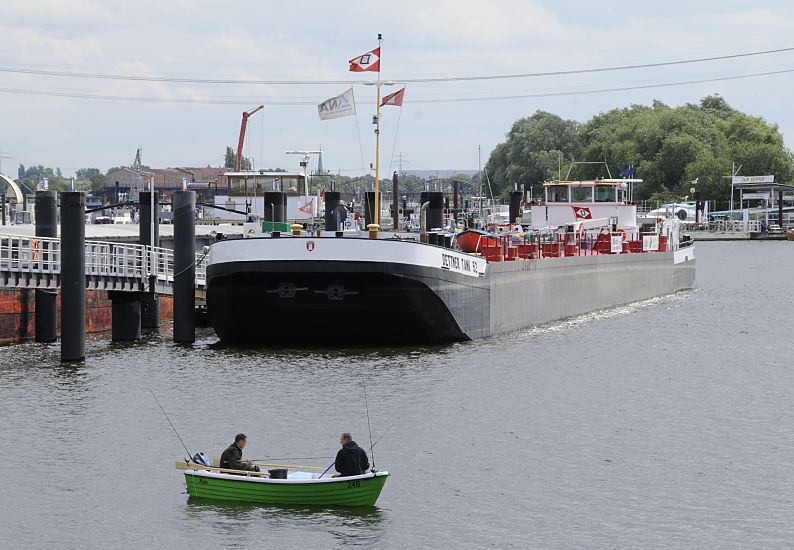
[478,145,483,219]
[373,33,383,227]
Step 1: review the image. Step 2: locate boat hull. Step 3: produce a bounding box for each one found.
[456,229,498,253]
[184,470,388,506]
[205,237,695,345]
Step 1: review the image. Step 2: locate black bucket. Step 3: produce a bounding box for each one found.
[268,468,288,479]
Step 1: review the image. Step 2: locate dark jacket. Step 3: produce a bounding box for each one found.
[335,441,370,477]
[220,443,245,470]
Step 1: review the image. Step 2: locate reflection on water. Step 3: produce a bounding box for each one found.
[183,498,388,548]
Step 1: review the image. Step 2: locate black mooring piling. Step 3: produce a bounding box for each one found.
[35,190,57,342]
[392,171,400,231]
[109,290,141,341]
[60,192,85,362]
[173,190,196,344]
[139,191,160,329]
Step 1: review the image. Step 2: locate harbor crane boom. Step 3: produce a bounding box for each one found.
[235,105,264,172]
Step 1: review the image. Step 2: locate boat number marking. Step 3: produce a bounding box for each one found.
[197,478,208,485]
[346,480,361,488]
[441,252,479,275]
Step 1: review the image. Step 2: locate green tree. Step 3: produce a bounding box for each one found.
[485,111,579,197]
[224,146,252,171]
[487,97,794,208]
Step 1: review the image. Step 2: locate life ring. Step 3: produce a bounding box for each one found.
[31,239,40,261]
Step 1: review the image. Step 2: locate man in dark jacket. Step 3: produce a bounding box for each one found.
[220,433,260,472]
[335,432,370,477]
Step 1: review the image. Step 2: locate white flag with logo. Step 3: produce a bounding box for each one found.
[318,88,356,120]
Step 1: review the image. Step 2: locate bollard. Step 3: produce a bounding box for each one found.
[173,191,196,344]
[367,223,380,239]
[364,192,376,228]
[35,191,57,342]
[109,291,141,341]
[291,224,302,236]
[139,191,160,329]
[60,192,85,362]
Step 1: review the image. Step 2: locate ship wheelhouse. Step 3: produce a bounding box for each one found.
[532,179,639,232]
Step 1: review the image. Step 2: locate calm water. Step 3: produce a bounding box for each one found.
[1,241,793,549]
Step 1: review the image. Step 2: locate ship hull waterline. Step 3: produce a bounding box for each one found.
[206,237,695,346]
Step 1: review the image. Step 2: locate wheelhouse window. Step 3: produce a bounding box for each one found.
[595,185,616,202]
[547,185,569,202]
[571,186,593,202]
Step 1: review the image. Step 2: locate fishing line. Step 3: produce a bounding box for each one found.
[369,407,407,452]
[362,380,375,471]
[141,375,193,460]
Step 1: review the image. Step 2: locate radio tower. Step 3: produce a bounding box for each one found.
[129,146,146,201]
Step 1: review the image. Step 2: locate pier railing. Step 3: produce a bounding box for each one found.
[0,233,207,291]
[682,220,762,233]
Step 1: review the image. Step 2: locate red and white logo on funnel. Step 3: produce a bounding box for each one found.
[572,206,592,220]
[306,241,315,252]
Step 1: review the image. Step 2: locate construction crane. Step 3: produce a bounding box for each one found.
[235,105,264,172]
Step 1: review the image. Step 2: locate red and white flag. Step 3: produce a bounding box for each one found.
[380,87,405,107]
[572,206,592,220]
[349,47,380,72]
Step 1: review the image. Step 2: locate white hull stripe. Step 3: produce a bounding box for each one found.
[209,238,488,278]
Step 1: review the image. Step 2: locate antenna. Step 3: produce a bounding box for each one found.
[285,150,322,199]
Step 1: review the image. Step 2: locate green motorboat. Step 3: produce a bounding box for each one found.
[183,467,389,506]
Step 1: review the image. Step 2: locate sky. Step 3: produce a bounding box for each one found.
[0,0,793,179]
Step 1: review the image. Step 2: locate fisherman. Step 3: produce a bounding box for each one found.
[220,433,260,472]
[334,432,370,477]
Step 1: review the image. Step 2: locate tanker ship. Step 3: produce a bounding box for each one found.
[205,178,695,345]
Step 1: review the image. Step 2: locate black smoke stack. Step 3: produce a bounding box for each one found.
[420,191,444,230]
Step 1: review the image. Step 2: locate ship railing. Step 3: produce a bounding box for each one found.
[476,230,670,262]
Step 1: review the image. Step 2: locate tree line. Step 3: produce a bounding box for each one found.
[485,95,794,206]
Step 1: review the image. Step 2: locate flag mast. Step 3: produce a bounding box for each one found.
[373,33,383,228]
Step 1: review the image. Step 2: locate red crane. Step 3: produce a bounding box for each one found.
[235,105,264,171]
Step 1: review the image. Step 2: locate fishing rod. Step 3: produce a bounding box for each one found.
[368,403,412,453]
[141,376,193,461]
[318,460,336,480]
[249,456,333,462]
[363,380,375,471]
